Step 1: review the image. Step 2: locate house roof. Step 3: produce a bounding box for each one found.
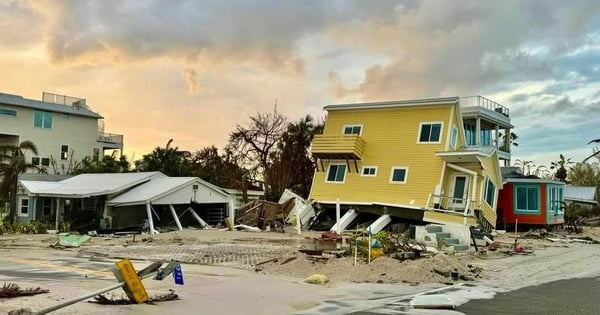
[565,185,598,205]
[222,188,265,196]
[324,97,460,111]
[20,172,166,198]
[500,167,565,185]
[106,177,229,206]
[0,92,103,119]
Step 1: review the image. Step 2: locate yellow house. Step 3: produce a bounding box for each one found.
[309,96,512,230]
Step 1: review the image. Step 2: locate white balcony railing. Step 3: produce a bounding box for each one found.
[460,95,509,117]
[97,132,123,145]
[425,193,476,217]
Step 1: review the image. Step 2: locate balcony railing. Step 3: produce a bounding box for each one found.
[425,193,476,217]
[311,134,366,160]
[97,132,123,145]
[460,95,509,117]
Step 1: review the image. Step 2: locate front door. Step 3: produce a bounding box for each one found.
[450,175,469,209]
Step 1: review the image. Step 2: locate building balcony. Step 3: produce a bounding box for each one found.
[97,132,123,149]
[460,96,511,128]
[311,134,366,160]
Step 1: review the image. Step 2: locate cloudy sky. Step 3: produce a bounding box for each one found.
[1,0,599,167]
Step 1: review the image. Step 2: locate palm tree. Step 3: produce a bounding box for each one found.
[583,138,600,162]
[0,140,38,220]
[550,154,573,182]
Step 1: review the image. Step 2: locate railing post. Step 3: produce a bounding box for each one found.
[426,193,431,210]
[463,199,471,216]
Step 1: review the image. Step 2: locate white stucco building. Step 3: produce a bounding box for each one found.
[0,91,123,171]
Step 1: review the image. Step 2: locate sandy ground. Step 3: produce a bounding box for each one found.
[1,227,600,314]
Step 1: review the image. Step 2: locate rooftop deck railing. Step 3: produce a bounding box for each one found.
[97,132,123,145]
[460,96,509,117]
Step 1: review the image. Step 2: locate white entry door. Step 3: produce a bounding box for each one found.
[450,174,469,209]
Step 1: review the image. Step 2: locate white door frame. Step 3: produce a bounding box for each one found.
[449,174,469,209]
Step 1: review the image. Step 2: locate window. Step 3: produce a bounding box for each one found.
[61,145,69,160]
[32,157,40,166]
[484,178,495,207]
[343,125,362,135]
[549,186,565,215]
[480,129,491,146]
[450,126,458,148]
[418,122,442,143]
[326,163,347,183]
[34,110,53,129]
[0,108,17,116]
[93,148,100,162]
[361,166,377,177]
[515,185,540,213]
[19,198,29,216]
[464,123,476,145]
[42,198,52,216]
[390,167,408,184]
[41,158,50,166]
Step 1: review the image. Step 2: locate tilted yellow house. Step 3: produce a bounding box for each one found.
[309,96,512,231]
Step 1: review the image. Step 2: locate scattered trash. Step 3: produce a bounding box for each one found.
[304,274,329,285]
[8,309,34,315]
[90,291,179,305]
[0,282,49,298]
[52,234,91,248]
[411,294,455,309]
[280,256,297,265]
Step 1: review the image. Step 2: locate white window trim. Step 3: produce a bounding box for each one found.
[361,166,378,177]
[483,177,495,208]
[417,121,444,144]
[18,198,29,217]
[450,125,458,149]
[389,166,409,184]
[325,162,347,184]
[61,144,69,160]
[342,124,363,135]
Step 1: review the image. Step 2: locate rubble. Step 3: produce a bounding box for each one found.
[235,199,294,230]
[0,282,49,298]
[89,291,179,304]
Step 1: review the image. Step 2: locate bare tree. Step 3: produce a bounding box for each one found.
[228,107,286,200]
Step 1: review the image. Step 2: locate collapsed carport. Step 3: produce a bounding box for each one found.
[106,177,234,233]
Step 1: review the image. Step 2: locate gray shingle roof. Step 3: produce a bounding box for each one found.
[0,92,103,118]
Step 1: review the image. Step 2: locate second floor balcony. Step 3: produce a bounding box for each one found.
[311,134,366,160]
[97,132,123,149]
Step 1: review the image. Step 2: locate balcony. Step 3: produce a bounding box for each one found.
[97,132,123,149]
[311,134,366,160]
[460,96,512,129]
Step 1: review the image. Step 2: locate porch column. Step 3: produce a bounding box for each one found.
[169,204,183,231]
[145,202,157,234]
[228,199,236,224]
[54,199,61,231]
[32,197,37,220]
[495,125,500,149]
[475,117,481,146]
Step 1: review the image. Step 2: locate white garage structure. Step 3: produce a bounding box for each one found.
[106,177,235,233]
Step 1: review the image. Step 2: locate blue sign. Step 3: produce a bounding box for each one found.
[173,261,184,285]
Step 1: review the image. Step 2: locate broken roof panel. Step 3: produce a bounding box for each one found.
[107,177,229,206]
[565,185,598,205]
[21,172,166,197]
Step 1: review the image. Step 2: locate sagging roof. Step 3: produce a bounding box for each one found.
[21,172,166,198]
[565,185,598,205]
[324,97,459,111]
[500,166,565,185]
[107,177,229,206]
[0,92,103,119]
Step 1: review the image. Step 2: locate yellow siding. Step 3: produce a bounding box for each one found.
[478,151,501,187]
[310,105,453,206]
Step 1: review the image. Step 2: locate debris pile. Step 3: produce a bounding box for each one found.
[0,282,49,298]
[90,291,179,304]
[235,199,295,230]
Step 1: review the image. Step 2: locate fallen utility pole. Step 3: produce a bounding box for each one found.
[36,260,180,314]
